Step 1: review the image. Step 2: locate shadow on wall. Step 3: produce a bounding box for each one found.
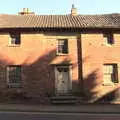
[83,69,99,99]
[0,35,119,104]
[82,68,120,103]
[74,36,83,96]
[95,87,120,103]
[77,34,120,103]
[0,49,57,103]
[0,47,79,103]
[22,49,57,98]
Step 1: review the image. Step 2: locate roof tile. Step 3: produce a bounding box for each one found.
[0,14,120,28]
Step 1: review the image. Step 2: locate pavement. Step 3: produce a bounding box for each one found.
[1,103,120,114]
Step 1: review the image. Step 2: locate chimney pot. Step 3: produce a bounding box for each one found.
[71,4,77,16]
[18,8,35,15]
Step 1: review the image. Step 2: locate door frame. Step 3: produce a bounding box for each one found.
[54,65,72,94]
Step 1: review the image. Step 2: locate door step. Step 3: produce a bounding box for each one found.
[51,96,77,104]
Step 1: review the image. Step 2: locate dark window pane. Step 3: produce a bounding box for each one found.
[64,68,69,72]
[58,39,68,54]
[63,40,68,53]
[104,64,118,83]
[104,34,114,44]
[108,35,114,44]
[113,65,118,83]
[57,67,69,72]
[10,33,21,45]
[7,66,21,86]
[15,35,20,44]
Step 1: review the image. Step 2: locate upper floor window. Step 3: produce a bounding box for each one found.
[57,39,68,54]
[103,33,114,45]
[103,64,118,85]
[7,65,21,87]
[9,33,21,45]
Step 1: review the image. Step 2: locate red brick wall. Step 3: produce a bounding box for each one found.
[81,33,120,102]
[0,32,78,102]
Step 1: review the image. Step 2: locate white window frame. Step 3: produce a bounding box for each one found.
[103,33,114,46]
[57,39,68,55]
[103,64,118,85]
[9,33,21,46]
[7,65,21,87]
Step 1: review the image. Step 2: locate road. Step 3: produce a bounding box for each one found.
[0,112,120,120]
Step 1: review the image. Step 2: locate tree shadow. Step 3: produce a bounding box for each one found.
[95,87,120,103]
[0,49,57,103]
[76,35,120,104]
[22,49,57,102]
[81,69,100,102]
[0,34,119,104]
[0,47,80,104]
[79,68,120,104]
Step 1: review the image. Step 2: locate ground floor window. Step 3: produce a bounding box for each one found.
[7,65,21,87]
[103,64,118,85]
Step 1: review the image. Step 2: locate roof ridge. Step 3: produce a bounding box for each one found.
[0,13,120,17]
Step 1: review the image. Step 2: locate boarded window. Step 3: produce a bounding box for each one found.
[57,39,68,54]
[103,64,118,85]
[7,65,21,87]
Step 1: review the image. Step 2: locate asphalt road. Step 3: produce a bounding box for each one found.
[0,112,120,120]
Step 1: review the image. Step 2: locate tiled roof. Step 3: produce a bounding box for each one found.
[0,14,120,29]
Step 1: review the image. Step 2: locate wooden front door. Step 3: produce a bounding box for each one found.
[55,66,71,95]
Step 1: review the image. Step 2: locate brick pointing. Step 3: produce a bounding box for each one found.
[1,32,119,103]
[0,32,78,103]
[81,33,120,101]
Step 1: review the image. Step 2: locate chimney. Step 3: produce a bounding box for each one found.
[71,4,77,16]
[18,8,35,15]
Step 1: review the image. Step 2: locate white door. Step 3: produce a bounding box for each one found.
[55,67,70,94]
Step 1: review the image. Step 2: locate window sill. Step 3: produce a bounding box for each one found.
[56,53,69,56]
[7,84,21,88]
[8,45,20,47]
[102,82,119,86]
[101,44,114,47]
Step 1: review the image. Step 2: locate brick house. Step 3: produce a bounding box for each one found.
[0,6,120,103]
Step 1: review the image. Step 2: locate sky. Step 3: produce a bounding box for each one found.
[0,0,120,15]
